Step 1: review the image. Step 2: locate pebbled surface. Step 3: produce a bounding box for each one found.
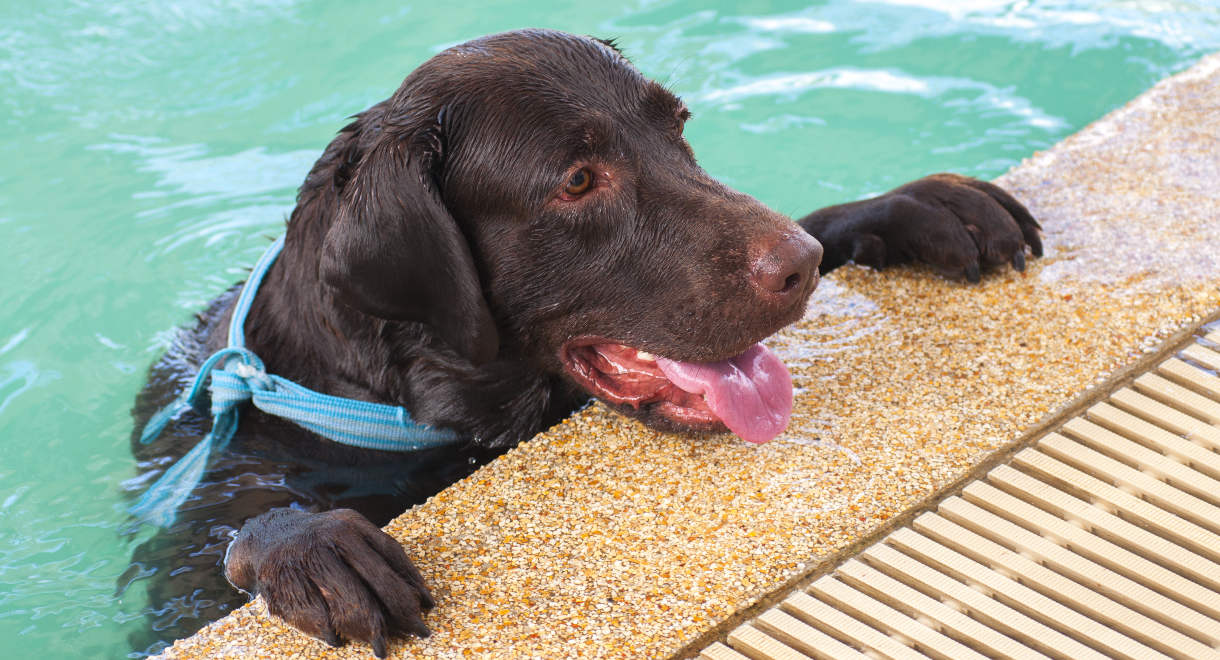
[160,52,1220,659]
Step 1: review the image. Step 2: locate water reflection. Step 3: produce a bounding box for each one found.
[88,136,311,257]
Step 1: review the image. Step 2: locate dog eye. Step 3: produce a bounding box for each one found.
[564,168,593,196]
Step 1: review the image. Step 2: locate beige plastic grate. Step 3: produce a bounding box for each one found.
[700,329,1220,660]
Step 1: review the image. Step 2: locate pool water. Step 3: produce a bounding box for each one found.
[2,1,1218,657]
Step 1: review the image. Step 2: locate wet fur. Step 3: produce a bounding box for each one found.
[121,29,1039,655]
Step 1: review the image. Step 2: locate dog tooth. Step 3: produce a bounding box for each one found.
[636,351,654,361]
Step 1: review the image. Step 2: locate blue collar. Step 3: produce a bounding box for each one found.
[131,235,461,526]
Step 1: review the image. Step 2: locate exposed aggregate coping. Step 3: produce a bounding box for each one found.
[160,51,1220,659]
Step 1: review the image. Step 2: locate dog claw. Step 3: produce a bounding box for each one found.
[965,263,981,283]
[409,618,432,638]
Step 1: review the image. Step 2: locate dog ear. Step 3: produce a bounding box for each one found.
[320,124,499,365]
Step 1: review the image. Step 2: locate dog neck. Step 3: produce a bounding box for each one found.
[226,167,579,449]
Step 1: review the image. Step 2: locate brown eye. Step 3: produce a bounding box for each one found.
[564,168,593,196]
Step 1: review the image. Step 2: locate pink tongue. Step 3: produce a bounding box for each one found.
[655,343,792,444]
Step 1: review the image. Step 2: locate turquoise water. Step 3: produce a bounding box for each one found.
[2,1,1218,657]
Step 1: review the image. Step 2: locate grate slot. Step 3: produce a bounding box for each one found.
[1182,343,1220,372]
[986,463,1220,593]
[1010,448,1220,562]
[701,641,753,660]
[727,624,813,660]
[1087,402,1220,480]
[1109,388,1220,450]
[936,495,1220,650]
[835,558,1048,659]
[781,591,927,659]
[960,480,1220,622]
[1157,357,1220,401]
[911,512,1207,658]
[1133,372,1220,424]
[754,608,872,659]
[807,575,989,660]
[1060,417,1220,507]
[1037,432,1220,534]
[888,526,1166,660]
[860,542,1107,660]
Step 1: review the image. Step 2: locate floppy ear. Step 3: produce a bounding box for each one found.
[320,126,499,365]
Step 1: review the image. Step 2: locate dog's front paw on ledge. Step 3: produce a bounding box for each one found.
[225,508,434,658]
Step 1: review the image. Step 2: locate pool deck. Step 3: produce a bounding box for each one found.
[160,52,1220,659]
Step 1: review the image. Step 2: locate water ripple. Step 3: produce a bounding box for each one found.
[87,135,310,257]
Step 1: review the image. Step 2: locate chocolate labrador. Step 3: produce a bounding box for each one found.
[124,28,1040,657]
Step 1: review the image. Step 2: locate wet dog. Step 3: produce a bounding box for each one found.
[125,28,1039,656]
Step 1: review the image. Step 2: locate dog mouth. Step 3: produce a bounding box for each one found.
[560,339,792,444]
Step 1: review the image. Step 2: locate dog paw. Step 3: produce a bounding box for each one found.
[802,172,1042,282]
[890,173,1042,281]
[225,508,434,658]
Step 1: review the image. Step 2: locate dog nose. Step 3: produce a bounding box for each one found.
[751,231,823,299]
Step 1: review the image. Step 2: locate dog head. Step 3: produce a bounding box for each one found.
[319,29,822,443]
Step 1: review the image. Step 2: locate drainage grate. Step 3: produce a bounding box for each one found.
[701,330,1220,660]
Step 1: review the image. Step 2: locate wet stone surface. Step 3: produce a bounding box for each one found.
[161,53,1220,659]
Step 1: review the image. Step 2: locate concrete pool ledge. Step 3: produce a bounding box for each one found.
[160,52,1220,659]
